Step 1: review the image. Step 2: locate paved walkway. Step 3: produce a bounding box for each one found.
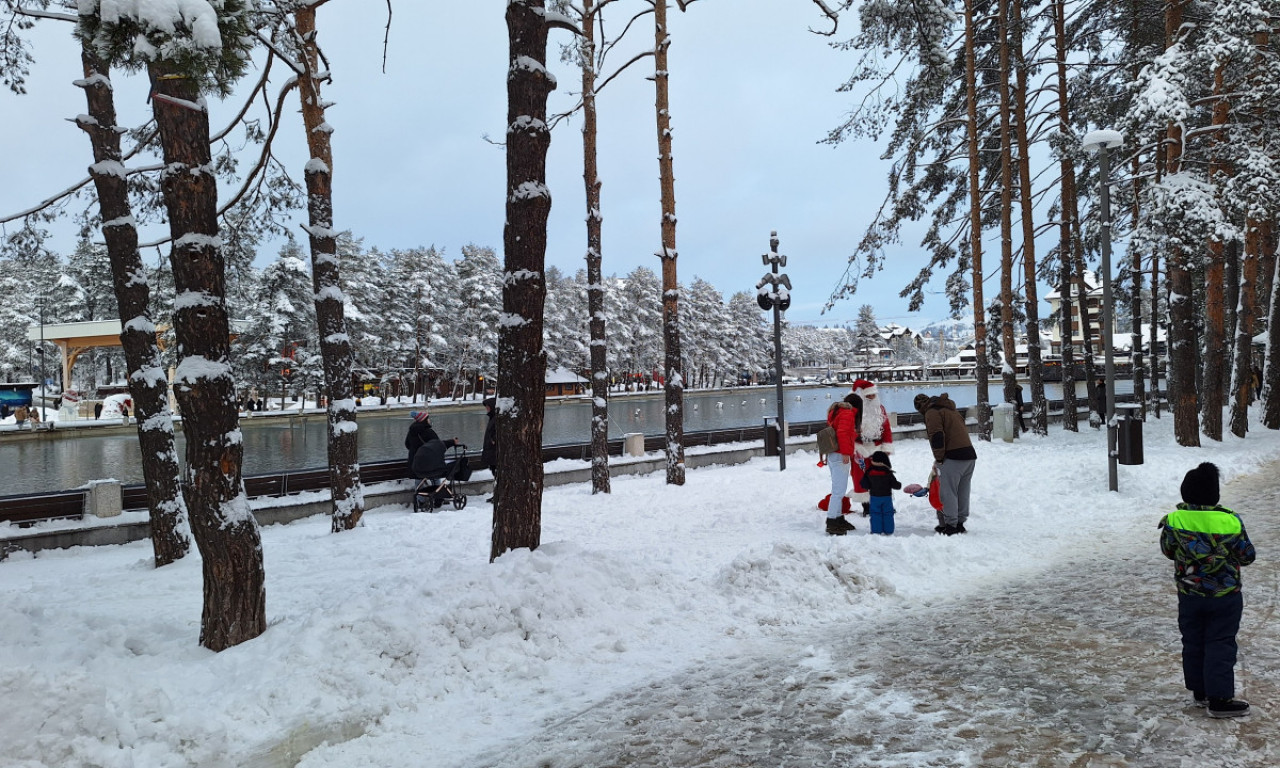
[474,466,1280,767]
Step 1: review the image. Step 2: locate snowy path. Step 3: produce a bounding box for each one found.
[475,469,1280,768]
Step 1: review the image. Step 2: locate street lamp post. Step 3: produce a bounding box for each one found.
[37,294,46,425]
[757,231,792,471]
[1082,129,1123,492]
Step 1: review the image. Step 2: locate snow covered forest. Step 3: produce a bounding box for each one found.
[0,238,908,396]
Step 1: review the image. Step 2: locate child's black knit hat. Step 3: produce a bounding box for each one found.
[1180,462,1220,506]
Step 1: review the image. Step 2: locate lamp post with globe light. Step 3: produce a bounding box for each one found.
[1081,129,1123,492]
[757,231,791,470]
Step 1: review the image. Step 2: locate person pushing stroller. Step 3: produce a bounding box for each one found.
[408,412,468,510]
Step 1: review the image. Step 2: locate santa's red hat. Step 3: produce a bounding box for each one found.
[851,379,879,398]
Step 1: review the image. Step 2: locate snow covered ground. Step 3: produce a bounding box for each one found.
[3,413,1279,768]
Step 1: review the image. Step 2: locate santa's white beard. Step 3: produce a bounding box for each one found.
[860,403,884,442]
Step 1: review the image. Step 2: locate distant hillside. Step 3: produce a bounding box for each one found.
[918,317,975,341]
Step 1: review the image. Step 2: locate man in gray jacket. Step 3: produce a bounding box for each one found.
[914,393,977,535]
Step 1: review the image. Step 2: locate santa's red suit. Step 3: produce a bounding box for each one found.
[848,379,894,502]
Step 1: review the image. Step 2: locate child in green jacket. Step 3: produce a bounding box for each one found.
[1159,462,1256,718]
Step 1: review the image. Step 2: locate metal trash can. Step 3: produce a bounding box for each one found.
[1117,405,1143,465]
[763,418,780,456]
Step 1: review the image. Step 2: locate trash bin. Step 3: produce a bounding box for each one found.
[1117,405,1143,465]
[622,432,645,457]
[992,402,1016,443]
[763,418,780,456]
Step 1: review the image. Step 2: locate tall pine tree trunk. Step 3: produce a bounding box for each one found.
[148,62,266,650]
[1150,240,1164,417]
[963,0,991,439]
[1164,0,1199,446]
[1258,223,1275,326]
[1264,220,1280,428]
[580,0,610,494]
[1011,0,1045,435]
[654,0,686,484]
[1130,159,1147,419]
[1236,24,1273,437]
[1200,63,1229,441]
[294,6,364,531]
[996,0,1018,408]
[76,47,190,567]
[1052,0,1078,431]
[493,0,553,561]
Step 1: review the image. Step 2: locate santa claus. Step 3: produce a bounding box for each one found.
[848,379,894,509]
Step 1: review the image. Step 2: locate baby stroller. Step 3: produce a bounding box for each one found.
[411,441,471,513]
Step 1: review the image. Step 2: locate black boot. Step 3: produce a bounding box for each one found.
[1207,698,1250,718]
[825,518,849,536]
[860,502,871,518]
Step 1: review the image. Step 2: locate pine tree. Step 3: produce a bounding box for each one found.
[79,0,266,649]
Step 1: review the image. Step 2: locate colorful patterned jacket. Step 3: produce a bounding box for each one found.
[1159,504,1256,597]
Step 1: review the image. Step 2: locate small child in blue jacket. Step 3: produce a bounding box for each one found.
[864,451,901,535]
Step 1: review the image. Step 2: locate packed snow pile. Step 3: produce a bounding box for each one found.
[3,414,1279,767]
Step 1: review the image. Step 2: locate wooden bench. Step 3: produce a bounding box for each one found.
[0,490,86,527]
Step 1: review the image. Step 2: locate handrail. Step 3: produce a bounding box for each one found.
[117,421,830,511]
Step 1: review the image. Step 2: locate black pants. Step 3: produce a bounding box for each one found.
[1177,591,1243,700]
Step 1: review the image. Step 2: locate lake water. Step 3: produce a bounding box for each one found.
[2,380,1120,495]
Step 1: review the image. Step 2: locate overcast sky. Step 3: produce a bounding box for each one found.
[0,1,948,328]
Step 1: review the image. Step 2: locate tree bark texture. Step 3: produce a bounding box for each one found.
[963,0,991,440]
[1265,223,1280,429]
[1164,0,1199,446]
[1224,241,1240,394]
[1230,225,1259,437]
[1130,154,1147,419]
[148,63,266,650]
[493,0,553,561]
[1199,63,1228,441]
[77,48,190,567]
[654,0,686,484]
[1051,0,1078,431]
[996,0,1018,408]
[1150,235,1163,418]
[1010,0,1045,436]
[1237,25,1274,437]
[294,6,365,532]
[580,0,611,494]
